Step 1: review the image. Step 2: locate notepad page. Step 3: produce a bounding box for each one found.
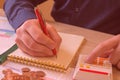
[9,32,84,69]
[0,16,16,54]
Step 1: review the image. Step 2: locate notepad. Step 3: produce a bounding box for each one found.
[8,32,84,72]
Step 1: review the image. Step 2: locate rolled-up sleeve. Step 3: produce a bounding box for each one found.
[3,0,46,30]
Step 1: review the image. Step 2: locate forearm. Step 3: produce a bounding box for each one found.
[3,0,46,30]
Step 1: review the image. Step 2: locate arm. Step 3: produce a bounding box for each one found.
[3,0,62,57]
[3,0,46,30]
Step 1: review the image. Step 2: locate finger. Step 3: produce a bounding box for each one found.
[16,25,53,53]
[109,43,120,65]
[117,60,120,70]
[24,19,56,49]
[46,23,62,51]
[19,29,53,53]
[86,35,119,63]
[99,49,114,58]
[15,37,53,57]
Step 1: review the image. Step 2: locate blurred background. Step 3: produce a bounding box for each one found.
[0,0,4,8]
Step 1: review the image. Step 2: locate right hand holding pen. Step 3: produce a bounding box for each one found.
[15,19,62,57]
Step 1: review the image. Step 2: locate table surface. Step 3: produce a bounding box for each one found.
[0,9,119,80]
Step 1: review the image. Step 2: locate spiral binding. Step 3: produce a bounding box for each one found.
[7,55,67,72]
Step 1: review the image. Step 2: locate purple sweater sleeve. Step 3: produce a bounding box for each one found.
[3,0,46,30]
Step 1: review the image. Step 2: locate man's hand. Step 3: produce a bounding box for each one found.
[86,34,120,69]
[15,19,62,57]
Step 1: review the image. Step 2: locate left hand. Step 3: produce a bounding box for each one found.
[86,34,120,69]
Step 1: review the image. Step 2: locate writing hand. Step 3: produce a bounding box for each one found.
[15,19,61,57]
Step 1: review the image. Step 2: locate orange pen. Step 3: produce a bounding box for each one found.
[34,8,57,57]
